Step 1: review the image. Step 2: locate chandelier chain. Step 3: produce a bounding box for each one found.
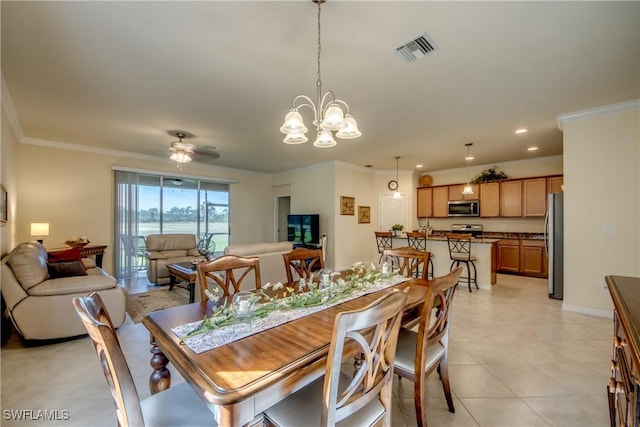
[316,0,322,89]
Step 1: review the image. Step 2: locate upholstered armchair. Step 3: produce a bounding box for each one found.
[145,234,199,285]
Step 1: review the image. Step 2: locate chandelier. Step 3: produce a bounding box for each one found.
[463,143,474,195]
[280,0,361,148]
[168,132,194,170]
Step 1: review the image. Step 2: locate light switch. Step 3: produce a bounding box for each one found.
[602,225,616,235]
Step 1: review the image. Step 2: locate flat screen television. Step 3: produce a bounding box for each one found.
[287,214,320,245]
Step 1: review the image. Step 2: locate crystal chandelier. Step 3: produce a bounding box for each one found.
[168,132,194,170]
[463,143,474,195]
[280,0,361,148]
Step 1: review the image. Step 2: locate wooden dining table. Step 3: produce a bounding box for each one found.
[142,277,431,426]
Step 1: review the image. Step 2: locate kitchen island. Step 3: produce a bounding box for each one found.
[392,235,499,288]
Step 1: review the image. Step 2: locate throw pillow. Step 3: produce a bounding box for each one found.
[48,247,82,264]
[47,261,89,279]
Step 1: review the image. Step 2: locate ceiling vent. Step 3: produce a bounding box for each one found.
[395,33,438,63]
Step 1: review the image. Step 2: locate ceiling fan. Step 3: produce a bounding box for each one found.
[167,130,221,166]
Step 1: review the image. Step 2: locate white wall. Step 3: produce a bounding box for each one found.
[0,105,20,257]
[560,102,640,316]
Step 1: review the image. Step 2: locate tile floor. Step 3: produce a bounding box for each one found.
[1,274,613,426]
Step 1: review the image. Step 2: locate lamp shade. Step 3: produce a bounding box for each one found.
[283,132,309,145]
[280,110,308,134]
[30,223,49,236]
[320,105,346,131]
[462,184,474,195]
[170,151,192,164]
[336,115,361,139]
[313,130,337,148]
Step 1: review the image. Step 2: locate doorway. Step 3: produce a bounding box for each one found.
[276,196,291,242]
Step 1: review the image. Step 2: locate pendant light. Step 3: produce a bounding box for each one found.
[393,156,401,199]
[463,143,474,195]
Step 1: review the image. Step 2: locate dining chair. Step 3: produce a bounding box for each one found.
[405,231,434,278]
[446,233,478,292]
[263,290,409,427]
[382,246,430,280]
[393,266,463,427]
[197,254,261,301]
[72,292,217,427]
[282,247,324,284]
[374,231,393,263]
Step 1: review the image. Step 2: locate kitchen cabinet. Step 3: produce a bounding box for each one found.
[497,239,520,273]
[416,187,432,218]
[500,180,522,217]
[448,184,478,201]
[432,186,449,218]
[520,239,547,277]
[547,176,564,194]
[479,182,500,217]
[522,178,547,217]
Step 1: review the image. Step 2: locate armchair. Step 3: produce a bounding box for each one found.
[145,234,199,285]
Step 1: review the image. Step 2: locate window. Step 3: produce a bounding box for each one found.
[115,171,230,279]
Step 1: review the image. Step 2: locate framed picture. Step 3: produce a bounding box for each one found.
[358,206,371,223]
[0,187,6,225]
[340,196,355,215]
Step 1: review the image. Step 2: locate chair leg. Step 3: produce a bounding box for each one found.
[414,375,428,427]
[428,257,434,279]
[439,358,455,413]
[471,261,478,289]
[465,261,472,292]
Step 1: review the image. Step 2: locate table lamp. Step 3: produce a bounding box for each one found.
[30,223,49,244]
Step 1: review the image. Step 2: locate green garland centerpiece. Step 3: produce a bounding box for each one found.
[181,262,382,341]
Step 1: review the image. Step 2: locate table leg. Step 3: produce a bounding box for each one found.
[168,274,176,292]
[189,281,195,303]
[149,334,171,394]
[95,253,104,268]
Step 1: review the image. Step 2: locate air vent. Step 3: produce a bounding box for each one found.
[395,33,438,63]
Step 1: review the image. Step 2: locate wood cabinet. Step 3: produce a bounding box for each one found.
[432,187,449,218]
[500,180,522,217]
[416,187,432,218]
[479,182,500,217]
[520,239,547,277]
[606,276,640,427]
[497,239,520,273]
[547,176,564,194]
[522,178,547,217]
[448,184,478,201]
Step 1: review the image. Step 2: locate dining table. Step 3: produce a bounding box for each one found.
[142,276,431,426]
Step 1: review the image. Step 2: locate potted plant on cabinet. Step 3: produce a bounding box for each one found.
[391,224,404,237]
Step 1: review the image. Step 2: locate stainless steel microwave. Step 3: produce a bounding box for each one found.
[448,200,480,217]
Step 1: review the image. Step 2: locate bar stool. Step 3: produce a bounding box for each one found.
[446,233,478,292]
[406,231,434,278]
[374,231,393,263]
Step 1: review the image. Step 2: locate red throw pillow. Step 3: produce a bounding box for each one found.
[48,247,82,264]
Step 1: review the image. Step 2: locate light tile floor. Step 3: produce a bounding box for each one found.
[1,274,613,426]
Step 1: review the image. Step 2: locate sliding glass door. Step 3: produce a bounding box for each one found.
[115,171,229,279]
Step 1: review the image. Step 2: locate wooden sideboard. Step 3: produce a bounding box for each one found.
[605,275,640,427]
[48,245,107,268]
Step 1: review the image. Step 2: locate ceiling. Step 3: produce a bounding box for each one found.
[2,1,638,174]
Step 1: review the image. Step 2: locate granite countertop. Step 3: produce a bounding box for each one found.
[393,234,500,244]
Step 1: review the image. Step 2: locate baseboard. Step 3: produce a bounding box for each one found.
[562,303,613,319]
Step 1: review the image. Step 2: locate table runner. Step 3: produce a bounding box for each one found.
[173,275,409,354]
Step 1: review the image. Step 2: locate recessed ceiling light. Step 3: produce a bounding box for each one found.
[515,128,528,134]
[416,164,423,168]
[528,146,538,151]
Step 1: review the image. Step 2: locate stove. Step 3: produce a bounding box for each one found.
[451,224,483,237]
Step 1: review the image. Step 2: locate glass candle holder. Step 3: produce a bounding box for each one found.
[317,268,333,290]
[232,291,255,334]
[380,261,392,285]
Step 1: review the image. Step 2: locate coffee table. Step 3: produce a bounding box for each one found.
[166,262,197,303]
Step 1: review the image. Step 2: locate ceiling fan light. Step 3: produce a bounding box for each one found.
[280,110,308,134]
[336,115,361,139]
[283,132,309,144]
[320,105,346,131]
[313,130,337,148]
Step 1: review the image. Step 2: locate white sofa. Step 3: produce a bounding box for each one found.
[0,242,127,340]
[223,242,294,290]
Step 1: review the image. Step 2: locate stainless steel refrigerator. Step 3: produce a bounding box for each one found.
[545,192,564,299]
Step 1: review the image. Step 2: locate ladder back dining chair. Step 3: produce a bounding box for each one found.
[405,231,434,278]
[72,292,217,427]
[374,231,393,263]
[446,233,478,292]
[393,266,463,427]
[382,246,431,280]
[197,254,262,301]
[282,247,324,284]
[263,289,409,427]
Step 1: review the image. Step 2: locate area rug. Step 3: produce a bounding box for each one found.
[126,287,190,323]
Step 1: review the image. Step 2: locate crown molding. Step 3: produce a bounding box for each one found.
[556,99,640,131]
[1,74,24,140]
